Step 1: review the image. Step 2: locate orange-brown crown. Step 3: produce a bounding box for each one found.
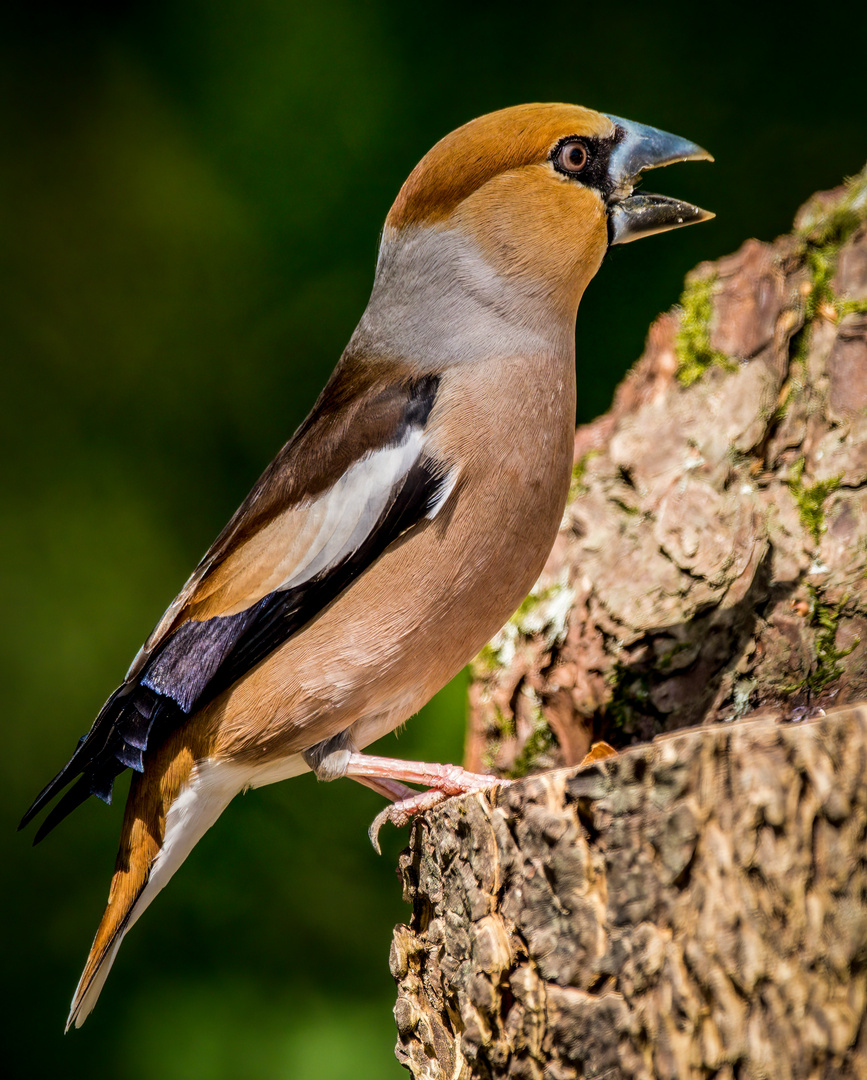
[386,103,615,231]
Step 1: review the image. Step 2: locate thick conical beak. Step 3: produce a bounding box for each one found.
[604,114,714,245]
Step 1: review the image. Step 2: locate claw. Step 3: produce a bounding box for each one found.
[368,788,449,853]
[367,777,510,854]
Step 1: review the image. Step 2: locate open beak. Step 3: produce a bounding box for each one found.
[604,114,714,245]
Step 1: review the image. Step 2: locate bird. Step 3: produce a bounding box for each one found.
[20,102,713,1029]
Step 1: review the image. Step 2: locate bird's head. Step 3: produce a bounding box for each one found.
[378,103,713,334]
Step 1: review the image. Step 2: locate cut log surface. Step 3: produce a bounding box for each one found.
[391,705,867,1080]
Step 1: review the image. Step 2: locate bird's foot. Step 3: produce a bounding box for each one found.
[367,788,451,853]
[345,752,507,853]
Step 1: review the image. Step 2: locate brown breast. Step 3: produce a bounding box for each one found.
[208,346,577,763]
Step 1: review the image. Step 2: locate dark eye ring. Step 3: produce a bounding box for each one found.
[556,139,589,175]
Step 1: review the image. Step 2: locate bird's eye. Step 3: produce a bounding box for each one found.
[556,139,589,175]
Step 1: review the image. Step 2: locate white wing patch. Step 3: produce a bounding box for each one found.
[210,429,455,611]
[280,429,426,590]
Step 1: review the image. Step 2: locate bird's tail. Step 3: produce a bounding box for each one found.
[67,732,236,1031]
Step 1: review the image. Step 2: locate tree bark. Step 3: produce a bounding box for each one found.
[392,704,867,1079]
[391,169,867,1077]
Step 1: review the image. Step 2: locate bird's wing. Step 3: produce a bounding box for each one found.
[21,359,457,839]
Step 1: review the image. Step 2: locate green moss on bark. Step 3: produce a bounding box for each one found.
[799,167,867,319]
[675,273,737,385]
[796,586,858,694]
[786,458,842,544]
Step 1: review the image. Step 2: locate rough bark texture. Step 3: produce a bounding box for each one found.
[392,172,867,1077]
[466,167,867,778]
[392,705,867,1079]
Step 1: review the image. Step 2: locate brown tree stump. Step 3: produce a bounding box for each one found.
[392,705,867,1079]
[391,170,867,1077]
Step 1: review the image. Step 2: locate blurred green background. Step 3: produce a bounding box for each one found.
[3,2,865,1077]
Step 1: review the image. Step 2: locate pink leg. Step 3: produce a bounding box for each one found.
[345,751,509,853]
[345,752,502,794]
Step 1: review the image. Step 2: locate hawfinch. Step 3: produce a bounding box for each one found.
[21,102,712,1029]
